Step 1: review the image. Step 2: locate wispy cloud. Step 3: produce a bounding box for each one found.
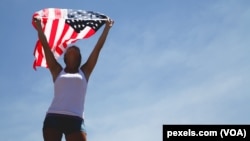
[1,1,250,141]
[83,1,250,141]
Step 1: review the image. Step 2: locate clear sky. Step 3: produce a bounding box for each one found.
[0,0,250,141]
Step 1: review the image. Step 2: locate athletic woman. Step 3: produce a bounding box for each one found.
[33,18,114,141]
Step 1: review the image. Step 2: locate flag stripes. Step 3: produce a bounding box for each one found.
[32,8,108,69]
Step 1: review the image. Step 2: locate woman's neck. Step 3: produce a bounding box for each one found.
[64,67,79,73]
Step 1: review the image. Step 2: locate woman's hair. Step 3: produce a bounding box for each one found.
[63,45,82,68]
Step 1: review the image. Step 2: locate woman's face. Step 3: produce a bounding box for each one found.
[64,46,82,68]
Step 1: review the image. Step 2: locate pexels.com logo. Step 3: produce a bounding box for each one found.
[163,124,250,141]
[166,129,197,138]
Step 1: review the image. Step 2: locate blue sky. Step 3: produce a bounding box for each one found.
[0,0,250,141]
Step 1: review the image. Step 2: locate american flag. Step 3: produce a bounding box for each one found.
[32,8,108,70]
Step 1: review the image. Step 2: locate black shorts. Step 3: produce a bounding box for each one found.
[43,113,87,135]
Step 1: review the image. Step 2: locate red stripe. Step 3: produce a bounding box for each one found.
[34,20,48,69]
[84,28,96,38]
[48,19,59,48]
[33,40,38,56]
[54,23,70,51]
[33,13,39,18]
[55,46,63,55]
[36,41,44,68]
[54,8,62,19]
[33,41,40,70]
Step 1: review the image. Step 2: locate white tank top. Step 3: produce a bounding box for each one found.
[47,70,87,118]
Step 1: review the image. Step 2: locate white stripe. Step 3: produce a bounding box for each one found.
[43,8,56,42]
[34,50,40,66]
[48,8,56,19]
[43,19,53,44]
[52,19,65,51]
[34,49,39,59]
[61,8,68,19]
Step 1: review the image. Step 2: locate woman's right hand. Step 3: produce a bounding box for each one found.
[33,18,42,31]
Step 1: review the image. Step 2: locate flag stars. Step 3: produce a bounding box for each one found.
[66,19,105,33]
[66,19,83,33]
[65,10,107,33]
[67,9,107,20]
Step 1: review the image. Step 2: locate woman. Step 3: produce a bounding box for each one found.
[33,18,114,141]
